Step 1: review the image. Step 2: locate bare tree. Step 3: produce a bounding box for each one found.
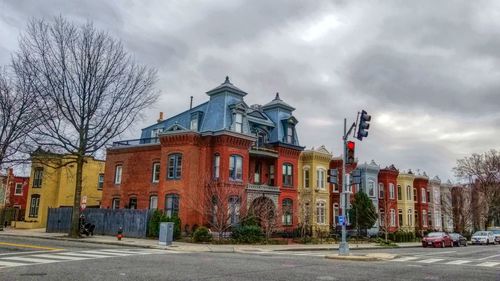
[187,177,247,240]
[454,150,500,229]
[451,185,473,234]
[0,68,39,169]
[250,197,281,242]
[378,198,392,242]
[13,17,158,237]
[297,200,312,241]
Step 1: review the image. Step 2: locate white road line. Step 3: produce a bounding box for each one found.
[418,258,444,264]
[33,254,90,261]
[393,257,420,262]
[2,256,59,264]
[81,250,132,256]
[56,252,115,258]
[477,262,500,267]
[0,250,61,256]
[445,260,472,265]
[417,251,456,256]
[477,254,500,261]
[0,260,27,267]
[98,249,152,255]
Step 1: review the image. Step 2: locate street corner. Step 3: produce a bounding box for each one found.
[325,253,398,262]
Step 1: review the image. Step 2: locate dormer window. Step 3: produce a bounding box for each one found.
[286,125,294,143]
[190,112,202,131]
[234,113,243,133]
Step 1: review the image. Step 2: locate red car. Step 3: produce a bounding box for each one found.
[422,232,454,248]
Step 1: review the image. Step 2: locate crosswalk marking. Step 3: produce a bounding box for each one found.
[418,258,445,264]
[33,254,90,261]
[0,260,27,267]
[3,256,59,264]
[393,257,420,262]
[56,252,116,258]
[0,248,177,270]
[445,260,472,265]
[477,262,500,267]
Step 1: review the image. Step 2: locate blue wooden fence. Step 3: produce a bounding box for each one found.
[46,208,151,238]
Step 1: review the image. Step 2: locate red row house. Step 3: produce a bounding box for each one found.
[378,165,399,233]
[4,168,30,220]
[101,77,303,232]
[414,173,430,235]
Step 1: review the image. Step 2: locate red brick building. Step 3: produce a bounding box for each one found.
[101,77,303,232]
[329,157,357,229]
[414,173,429,235]
[378,165,399,233]
[4,168,30,220]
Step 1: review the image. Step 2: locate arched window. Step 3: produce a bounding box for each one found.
[229,196,240,225]
[128,197,137,209]
[152,162,160,183]
[389,183,395,199]
[112,198,120,209]
[379,183,384,199]
[303,167,310,188]
[413,187,417,201]
[229,155,243,180]
[333,203,339,225]
[422,210,427,226]
[316,168,326,190]
[398,209,403,227]
[167,154,182,179]
[149,195,158,209]
[379,208,385,226]
[397,185,402,200]
[368,180,375,197]
[316,201,326,224]
[282,163,293,187]
[406,185,412,201]
[114,165,123,184]
[282,199,293,226]
[213,154,220,179]
[421,188,426,203]
[165,194,179,217]
[390,209,396,226]
[407,209,413,226]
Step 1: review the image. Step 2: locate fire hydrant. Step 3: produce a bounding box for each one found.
[117,227,123,241]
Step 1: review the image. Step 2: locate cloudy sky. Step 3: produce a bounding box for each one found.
[1,0,499,180]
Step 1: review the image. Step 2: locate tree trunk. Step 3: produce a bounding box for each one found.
[69,156,84,238]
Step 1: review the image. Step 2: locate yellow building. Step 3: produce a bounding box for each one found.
[298,146,332,235]
[397,171,416,232]
[16,149,105,229]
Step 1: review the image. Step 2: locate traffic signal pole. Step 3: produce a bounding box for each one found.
[340,118,356,256]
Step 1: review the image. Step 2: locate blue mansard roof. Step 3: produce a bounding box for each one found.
[140,77,301,147]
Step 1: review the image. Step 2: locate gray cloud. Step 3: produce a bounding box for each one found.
[1,0,499,180]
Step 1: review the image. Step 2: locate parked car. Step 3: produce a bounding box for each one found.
[449,233,467,247]
[471,231,495,245]
[422,232,453,248]
[487,228,500,244]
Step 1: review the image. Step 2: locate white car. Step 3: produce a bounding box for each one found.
[471,231,495,245]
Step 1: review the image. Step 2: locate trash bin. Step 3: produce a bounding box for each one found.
[159,222,174,246]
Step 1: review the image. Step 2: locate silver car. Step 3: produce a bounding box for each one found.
[471,231,495,245]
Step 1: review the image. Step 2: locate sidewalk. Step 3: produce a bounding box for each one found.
[0,228,422,253]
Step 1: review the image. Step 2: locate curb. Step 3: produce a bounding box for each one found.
[325,253,399,261]
[273,245,421,252]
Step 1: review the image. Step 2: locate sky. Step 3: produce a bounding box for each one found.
[1,0,499,181]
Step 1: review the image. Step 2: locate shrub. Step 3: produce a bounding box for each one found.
[147,210,181,240]
[193,226,212,243]
[231,225,263,243]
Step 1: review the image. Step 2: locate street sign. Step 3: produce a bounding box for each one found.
[338,215,345,225]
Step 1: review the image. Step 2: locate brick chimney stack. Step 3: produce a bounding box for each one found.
[157,112,164,123]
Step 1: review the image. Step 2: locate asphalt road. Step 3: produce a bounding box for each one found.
[0,236,498,281]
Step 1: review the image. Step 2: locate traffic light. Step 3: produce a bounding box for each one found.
[357,110,371,141]
[328,169,338,184]
[346,141,355,165]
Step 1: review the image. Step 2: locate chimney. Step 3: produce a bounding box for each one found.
[157,112,164,123]
[190,96,193,110]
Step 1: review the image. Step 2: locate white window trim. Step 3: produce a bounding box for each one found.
[316,168,326,190]
[115,165,123,184]
[303,166,310,189]
[14,183,23,195]
[389,183,395,199]
[152,162,160,183]
[316,200,326,225]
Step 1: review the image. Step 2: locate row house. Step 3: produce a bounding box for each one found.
[397,171,416,231]
[378,165,399,233]
[413,173,429,235]
[101,77,304,231]
[428,176,442,231]
[440,180,454,232]
[355,161,380,236]
[4,168,30,220]
[329,157,358,229]
[18,148,104,229]
[298,146,332,234]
